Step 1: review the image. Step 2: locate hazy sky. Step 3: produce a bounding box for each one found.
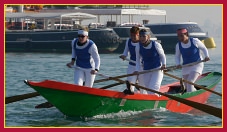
[83,5,222,27]
[145,5,223,37]
[148,5,222,26]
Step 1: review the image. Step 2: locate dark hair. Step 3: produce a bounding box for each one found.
[139,29,150,36]
[139,29,148,33]
[130,26,140,34]
[177,28,187,31]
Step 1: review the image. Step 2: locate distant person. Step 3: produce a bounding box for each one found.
[66,27,100,87]
[175,28,210,92]
[134,29,166,95]
[119,26,144,94]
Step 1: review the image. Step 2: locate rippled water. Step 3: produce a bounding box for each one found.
[5,38,222,127]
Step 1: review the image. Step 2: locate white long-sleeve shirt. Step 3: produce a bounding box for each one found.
[71,39,100,70]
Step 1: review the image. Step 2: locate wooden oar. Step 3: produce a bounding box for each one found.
[95,73,222,119]
[164,72,222,97]
[94,59,206,84]
[124,58,205,70]
[5,92,40,104]
[99,82,124,89]
[95,65,171,83]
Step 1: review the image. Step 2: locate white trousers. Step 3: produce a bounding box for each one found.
[127,64,144,92]
[183,71,200,92]
[142,70,163,95]
[74,68,96,87]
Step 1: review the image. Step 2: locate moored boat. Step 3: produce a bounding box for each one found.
[5,28,120,53]
[144,22,216,53]
[5,12,121,53]
[24,72,222,117]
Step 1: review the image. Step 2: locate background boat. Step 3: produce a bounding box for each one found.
[5,7,121,53]
[144,22,216,53]
[5,27,120,53]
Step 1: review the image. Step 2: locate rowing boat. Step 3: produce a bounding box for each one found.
[24,72,222,117]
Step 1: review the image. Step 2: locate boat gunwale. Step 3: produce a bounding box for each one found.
[27,80,169,101]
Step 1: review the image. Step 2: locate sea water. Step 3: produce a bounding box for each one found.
[5,38,222,127]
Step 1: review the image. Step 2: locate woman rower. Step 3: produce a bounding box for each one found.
[119,26,144,94]
[66,27,100,87]
[175,28,210,92]
[134,29,166,95]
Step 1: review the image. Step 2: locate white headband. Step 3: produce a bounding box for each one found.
[78,30,88,36]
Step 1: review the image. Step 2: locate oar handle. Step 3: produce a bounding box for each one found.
[168,59,206,71]
[94,59,206,84]
[125,58,206,71]
[182,59,206,67]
